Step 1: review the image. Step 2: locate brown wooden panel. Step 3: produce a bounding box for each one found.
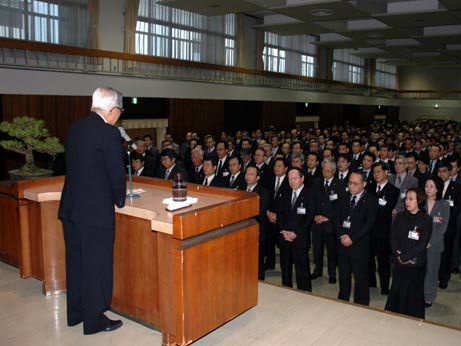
[320,103,343,127]
[28,201,44,281]
[112,214,160,327]
[176,221,259,342]
[169,99,224,141]
[260,101,296,131]
[40,200,65,293]
[0,189,21,267]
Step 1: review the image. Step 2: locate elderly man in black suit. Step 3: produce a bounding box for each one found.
[277,167,315,292]
[336,171,378,306]
[58,87,126,334]
[311,159,340,283]
[368,161,399,295]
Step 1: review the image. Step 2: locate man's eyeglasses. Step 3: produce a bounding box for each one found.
[112,106,124,113]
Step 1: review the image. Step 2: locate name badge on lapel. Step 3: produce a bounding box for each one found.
[342,216,351,229]
[408,226,420,240]
[379,197,387,206]
[433,215,443,224]
[223,171,230,177]
[400,192,406,199]
[297,202,306,215]
[329,193,338,201]
[447,197,454,207]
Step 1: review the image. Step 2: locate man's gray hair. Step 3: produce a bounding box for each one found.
[91,87,123,113]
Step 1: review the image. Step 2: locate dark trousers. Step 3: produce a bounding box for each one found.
[368,235,391,290]
[259,240,266,280]
[264,223,277,269]
[312,222,337,278]
[385,264,426,319]
[62,220,115,334]
[278,239,312,291]
[338,243,370,306]
[439,234,455,284]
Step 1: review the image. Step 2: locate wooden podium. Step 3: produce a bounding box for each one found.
[3,176,260,346]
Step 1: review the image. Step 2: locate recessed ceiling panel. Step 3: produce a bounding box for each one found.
[271,0,369,22]
[253,22,329,35]
[157,0,264,16]
[374,10,460,28]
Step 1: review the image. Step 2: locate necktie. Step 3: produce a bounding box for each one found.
[165,169,170,180]
[350,195,356,208]
[397,175,402,187]
[340,173,344,181]
[274,177,281,197]
[291,191,297,208]
[230,175,235,186]
[203,177,208,186]
[218,160,222,172]
[247,187,252,192]
[195,166,199,173]
[377,185,381,195]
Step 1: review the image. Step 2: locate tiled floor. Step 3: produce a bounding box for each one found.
[1,260,460,346]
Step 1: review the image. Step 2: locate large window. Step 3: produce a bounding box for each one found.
[375,59,397,89]
[0,0,88,47]
[263,32,316,76]
[136,0,236,66]
[332,49,365,84]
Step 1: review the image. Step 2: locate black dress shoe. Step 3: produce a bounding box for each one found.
[104,319,123,332]
[452,268,460,274]
[381,288,390,295]
[328,277,336,284]
[310,273,321,280]
[67,319,82,327]
[439,282,448,289]
[425,302,433,308]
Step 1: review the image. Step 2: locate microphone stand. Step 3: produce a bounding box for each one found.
[126,150,140,199]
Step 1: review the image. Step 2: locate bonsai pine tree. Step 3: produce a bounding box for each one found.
[0,116,65,175]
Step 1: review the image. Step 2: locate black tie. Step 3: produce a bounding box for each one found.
[291,191,297,208]
[324,180,329,192]
[230,175,235,186]
[350,195,356,208]
[340,173,344,181]
[377,185,381,195]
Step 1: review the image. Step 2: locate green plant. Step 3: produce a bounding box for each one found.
[0,116,65,175]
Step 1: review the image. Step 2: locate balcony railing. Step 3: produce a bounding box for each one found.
[1,38,460,100]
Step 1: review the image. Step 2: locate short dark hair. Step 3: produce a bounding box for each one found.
[245,165,261,176]
[372,161,389,172]
[203,155,218,167]
[337,153,350,163]
[131,152,145,163]
[363,151,376,162]
[228,154,242,165]
[160,148,177,159]
[288,167,304,178]
[438,159,452,172]
[143,134,153,141]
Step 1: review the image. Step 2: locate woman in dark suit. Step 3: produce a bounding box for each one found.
[385,187,432,319]
[423,176,450,308]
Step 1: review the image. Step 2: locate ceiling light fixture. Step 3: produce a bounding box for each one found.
[309,8,334,17]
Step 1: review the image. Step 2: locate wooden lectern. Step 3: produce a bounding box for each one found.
[1,176,260,345]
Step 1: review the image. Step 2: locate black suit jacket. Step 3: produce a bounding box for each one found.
[58,112,126,229]
[443,180,461,237]
[312,176,341,235]
[278,185,315,248]
[158,163,189,182]
[226,172,246,190]
[252,184,271,241]
[335,190,378,247]
[368,181,400,237]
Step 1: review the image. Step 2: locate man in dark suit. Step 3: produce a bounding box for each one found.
[143,134,159,171]
[350,139,364,172]
[226,155,246,190]
[58,87,126,334]
[201,156,224,187]
[311,159,340,283]
[135,139,157,177]
[253,147,273,189]
[336,153,352,193]
[359,151,377,186]
[131,151,154,177]
[216,141,230,180]
[245,165,271,280]
[277,167,314,292]
[336,171,378,306]
[367,161,399,295]
[188,147,205,184]
[437,160,461,289]
[265,157,290,271]
[158,148,189,182]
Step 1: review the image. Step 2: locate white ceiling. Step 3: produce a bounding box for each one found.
[157,0,461,67]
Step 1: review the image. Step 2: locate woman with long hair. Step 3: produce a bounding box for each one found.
[423,176,450,308]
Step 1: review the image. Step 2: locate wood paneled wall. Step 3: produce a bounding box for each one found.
[169,99,224,142]
[259,101,296,131]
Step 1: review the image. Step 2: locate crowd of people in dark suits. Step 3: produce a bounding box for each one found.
[121,119,461,320]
